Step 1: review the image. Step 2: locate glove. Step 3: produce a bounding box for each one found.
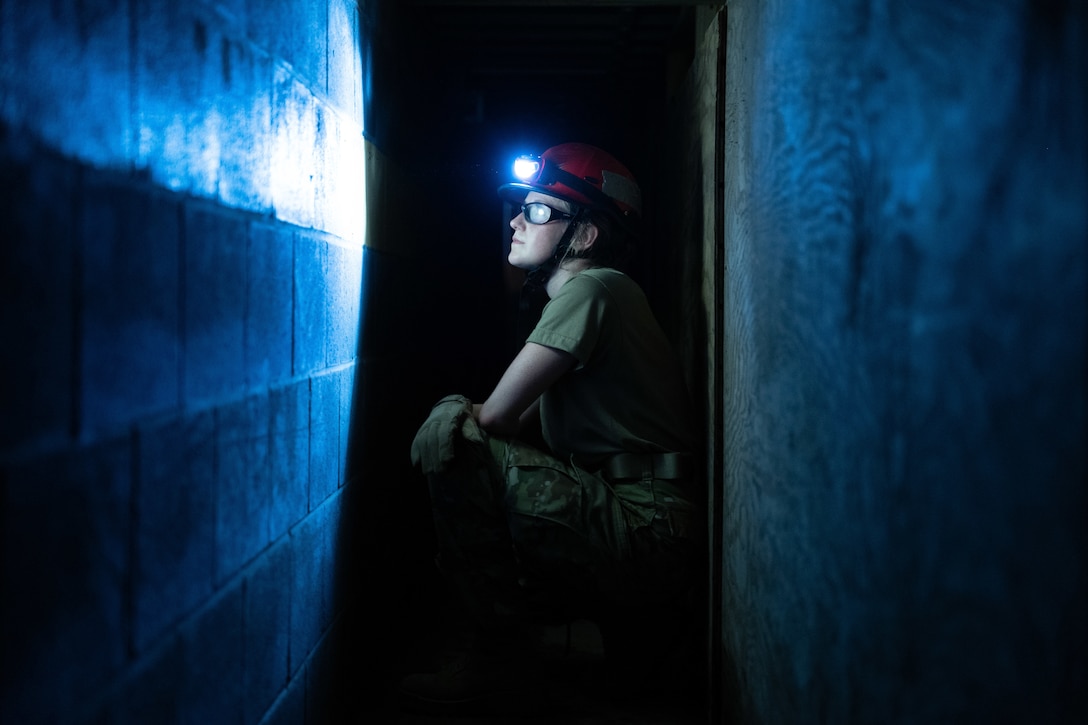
[410,394,473,474]
[460,414,485,446]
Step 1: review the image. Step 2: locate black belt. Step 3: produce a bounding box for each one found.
[600,452,693,482]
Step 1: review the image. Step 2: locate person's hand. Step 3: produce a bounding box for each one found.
[410,395,473,474]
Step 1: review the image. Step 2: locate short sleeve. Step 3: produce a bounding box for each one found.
[525,274,610,364]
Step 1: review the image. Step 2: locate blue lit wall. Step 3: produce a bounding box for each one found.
[0,1,375,721]
[705,1,1086,722]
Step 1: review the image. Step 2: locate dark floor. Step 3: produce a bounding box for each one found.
[389,615,707,725]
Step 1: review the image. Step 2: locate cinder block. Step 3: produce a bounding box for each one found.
[98,581,245,724]
[313,109,366,246]
[215,33,275,213]
[246,223,294,388]
[308,371,340,508]
[332,480,369,598]
[0,438,131,724]
[244,539,291,724]
[342,148,368,249]
[289,493,340,676]
[304,626,343,725]
[293,232,327,377]
[327,242,363,366]
[0,138,76,451]
[80,177,181,437]
[134,0,225,196]
[339,365,356,487]
[328,0,363,125]
[215,393,270,581]
[97,626,187,722]
[312,103,333,237]
[248,0,328,92]
[133,409,216,653]
[213,0,248,30]
[134,0,273,210]
[271,67,317,229]
[184,205,247,405]
[179,582,246,723]
[358,14,381,146]
[2,0,131,167]
[256,668,306,725]
[268,380,310,539]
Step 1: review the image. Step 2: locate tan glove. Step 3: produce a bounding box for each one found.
[410,394,473,474]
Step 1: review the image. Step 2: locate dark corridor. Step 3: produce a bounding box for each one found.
[2,1,1084,724]
[359,3,710,722]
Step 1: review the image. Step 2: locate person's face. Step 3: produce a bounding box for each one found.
[507,191,574,270]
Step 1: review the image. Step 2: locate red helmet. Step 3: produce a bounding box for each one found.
[498,142,642,222]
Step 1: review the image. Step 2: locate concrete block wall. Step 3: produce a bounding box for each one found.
[1,0,370,722]
[707,1,1085,723]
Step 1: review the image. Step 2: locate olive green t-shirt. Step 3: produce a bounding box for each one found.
[526,268,694,467]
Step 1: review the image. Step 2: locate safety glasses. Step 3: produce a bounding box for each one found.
[520,201,573,225]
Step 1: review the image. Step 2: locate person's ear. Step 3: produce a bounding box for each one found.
[572,221,599,253]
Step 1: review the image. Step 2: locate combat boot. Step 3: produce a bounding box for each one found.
[399,630,544,715]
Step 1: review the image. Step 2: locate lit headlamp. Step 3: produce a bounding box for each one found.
[512,154,541,181]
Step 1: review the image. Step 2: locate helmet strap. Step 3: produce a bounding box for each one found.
[523,208,586,290]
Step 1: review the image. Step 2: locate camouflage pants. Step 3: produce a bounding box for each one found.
[426,417,697,633]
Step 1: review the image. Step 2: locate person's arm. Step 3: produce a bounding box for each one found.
[518,397,542,429]
[476,342,576,438]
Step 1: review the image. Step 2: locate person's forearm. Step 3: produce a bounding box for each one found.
[470,400,521,437]
[477,400,522,437]
[477,344,574,438]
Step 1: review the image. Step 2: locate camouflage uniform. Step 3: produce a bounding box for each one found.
[416,397,697,635]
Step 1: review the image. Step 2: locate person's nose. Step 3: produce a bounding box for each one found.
[510,213,525,230]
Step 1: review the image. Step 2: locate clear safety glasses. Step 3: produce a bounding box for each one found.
[520,201,573,225]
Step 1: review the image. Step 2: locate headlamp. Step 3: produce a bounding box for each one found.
[512,155,541,181]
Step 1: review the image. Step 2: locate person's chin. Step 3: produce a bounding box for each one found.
[507,254,532,270]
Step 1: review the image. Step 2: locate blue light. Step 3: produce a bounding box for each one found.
[513,155,540,181]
